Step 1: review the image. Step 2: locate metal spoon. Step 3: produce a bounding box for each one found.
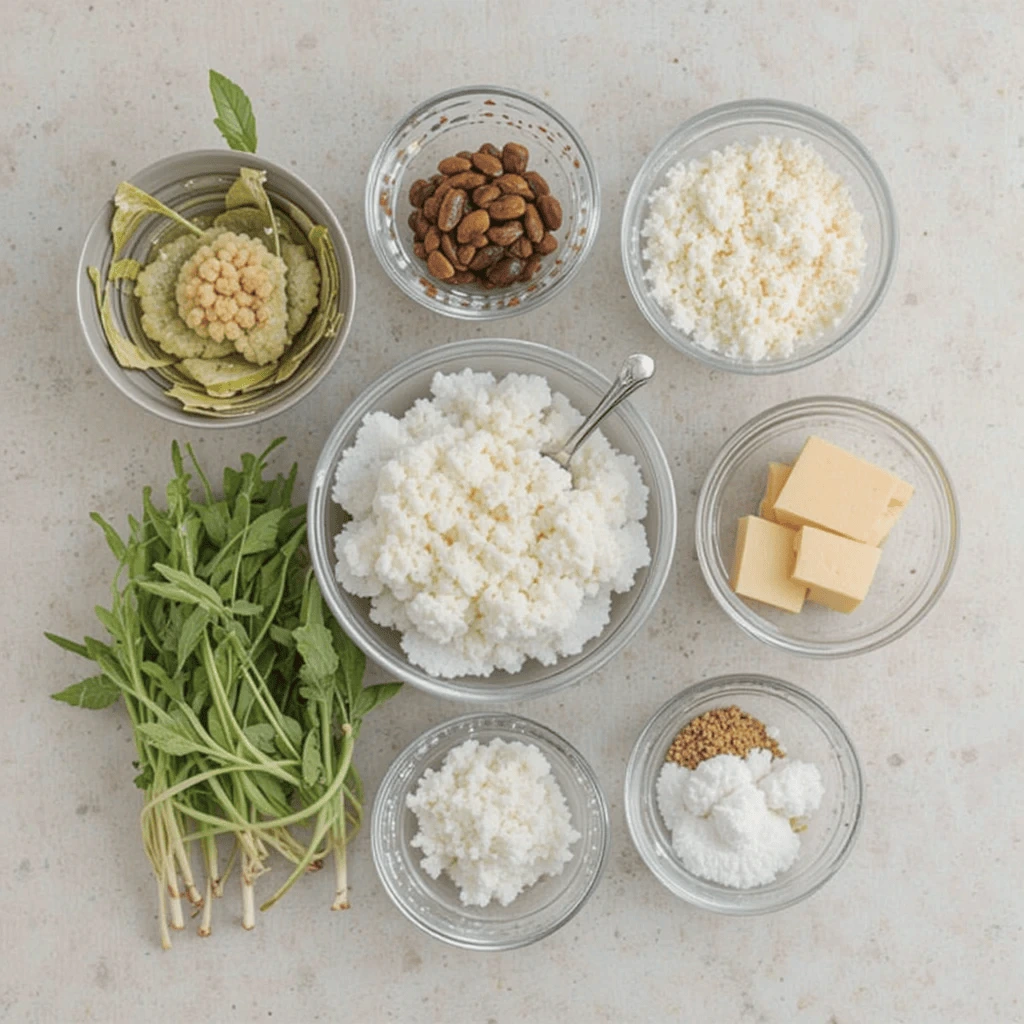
[541,353,656,470]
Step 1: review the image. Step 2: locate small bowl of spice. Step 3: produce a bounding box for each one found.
[624,674,862,914]
[621,99,897,373]
[365,85,600,319]
[371,712,610,950]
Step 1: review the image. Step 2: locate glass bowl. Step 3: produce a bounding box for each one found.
[76,149,356,427]
[621,99,898,374]
[307,338,677,701]
[371,712,610,950]
[625,674,863,914]
[365,85,600,320]
[696,396,959,657]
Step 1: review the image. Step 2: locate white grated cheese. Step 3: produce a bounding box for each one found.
[641,136,866,361]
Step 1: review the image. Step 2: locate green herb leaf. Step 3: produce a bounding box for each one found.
[45,632,90,658]
[140,661,184,703]
[133,763,154,790]
[90,512,127,561]
[209,70,258,153]
[110,181,202,257]
[278,715,303,752]
[244,723,277,754]
[176,607,209,673]
[225,168,279,257]
[301,730,321,786]
[136,721,206,757]
[51,676,120,710]
[354,682,403,720]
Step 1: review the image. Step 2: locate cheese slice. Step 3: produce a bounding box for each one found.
[758,462,792,523]
[792,525,882,614]
[862,477,915,546]
[729,516,807,613]
[773,436,899,543]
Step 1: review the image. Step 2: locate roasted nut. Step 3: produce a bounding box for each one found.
[457,208,491,243]
[438,156,472,175]
[470,233,489,248]
[495,173,532,197]
[437,189,467,232]
[414,213,431,239]
[426,250,455,279]
[488,195,527,221]
[412,242,427,259]
[447,171,488,190]
[478,143,501,157]
[471,151,504,176]
[486,221,524,246]
[434,177,454,202]
[456,243,477,266]
[409,178,433,207]
[520,255,543,281]
[423,225,441,253]
[523,204,544,244]
[487,256,525,286]
[509,236,533,259]
[469,245,505,271]
[422,193,441,222]
[535,232,559,255]
[479,278,498,290]
[440,232,459,267]
[456,150,474,161]
[523,171,550,196]
[536,194,563,231]
[450,270,476,284]
[501,142,529,175]
[472,184,501,207]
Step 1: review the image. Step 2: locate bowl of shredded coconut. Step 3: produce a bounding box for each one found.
[371,713,610,950]
[625,674,863,914]
[308,338,677,701]
[621,99,897,374]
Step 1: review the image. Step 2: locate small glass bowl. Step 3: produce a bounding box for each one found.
[365,85,600,319]
[76,150,356,427]
[696,396,959,657]
[307,337,677,701]
[621,99,898,374]
[372,712,610,950]
[625,674,863,914]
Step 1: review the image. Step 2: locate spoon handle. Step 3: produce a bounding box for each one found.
[543,354,655,469]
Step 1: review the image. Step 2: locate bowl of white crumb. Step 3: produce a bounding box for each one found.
[307,337,677,702]
[621,99,898,374]
[371,712,610,950]
[624,674,863,914]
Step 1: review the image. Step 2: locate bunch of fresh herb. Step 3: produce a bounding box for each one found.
[49,440,399,947]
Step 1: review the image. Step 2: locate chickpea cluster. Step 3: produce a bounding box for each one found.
[176,232,274,344]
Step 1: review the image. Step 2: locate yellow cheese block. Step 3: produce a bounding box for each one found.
[862,477,915,546]
[792,525,882,614]
[773,436,899,544]
[758,462,792,523]
[730,516,807,613]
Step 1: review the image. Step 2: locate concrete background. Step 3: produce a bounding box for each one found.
[2,1,1020,1021]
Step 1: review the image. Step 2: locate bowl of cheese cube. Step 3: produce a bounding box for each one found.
[695,396,959,657]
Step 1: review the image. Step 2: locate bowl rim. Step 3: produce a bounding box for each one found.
[695,394,960,657]
[620,97,899,375]
[76,148,357,428]
[623,672,864,914]
[370,710,611,950]
[364,83,601,321]
[307,336,678,701]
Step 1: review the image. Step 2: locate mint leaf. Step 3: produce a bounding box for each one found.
[209,70,258,153]
[51,676,120,710]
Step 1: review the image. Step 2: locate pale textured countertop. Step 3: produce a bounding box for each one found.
[2,2,1020,1022]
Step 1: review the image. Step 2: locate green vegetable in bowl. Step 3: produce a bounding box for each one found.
[86,72,343,415]
[48,440,400,947]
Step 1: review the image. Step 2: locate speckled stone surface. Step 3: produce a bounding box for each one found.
[2,2,1021,1021]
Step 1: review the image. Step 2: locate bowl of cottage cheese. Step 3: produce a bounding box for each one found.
[307,338,677,701]
[621,99,898,374]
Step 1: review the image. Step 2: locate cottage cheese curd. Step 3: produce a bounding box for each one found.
[332,369,650,678]
[406,737,579,907]
[641,136,866,361]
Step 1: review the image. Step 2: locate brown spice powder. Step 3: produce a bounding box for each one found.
[666,705,784,769]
